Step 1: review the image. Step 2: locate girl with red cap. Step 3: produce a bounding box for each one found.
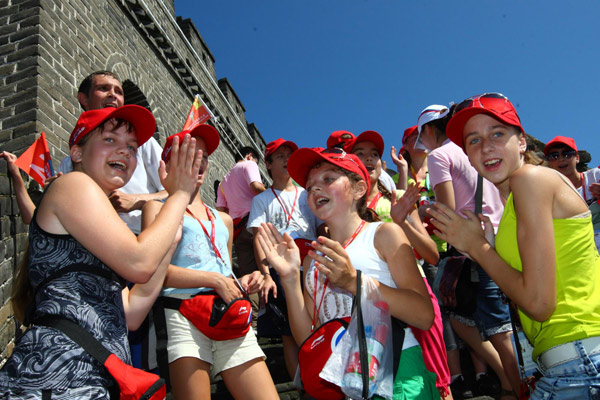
[145,125,278,400]
[256,147,438,399]
[430,93,600,398]
[0,105,201,398]
[417,103,521,399]
[348,130,453,398]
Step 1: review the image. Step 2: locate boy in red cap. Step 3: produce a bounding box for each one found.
[544,135,600,252]
[544,136,600,204]
[247,138,321,381]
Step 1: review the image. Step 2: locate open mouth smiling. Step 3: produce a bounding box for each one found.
[314,196,329,208]
[108,161,127,171]
[483,159,501,168]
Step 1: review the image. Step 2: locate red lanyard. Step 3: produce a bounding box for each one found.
[367,192,383,209]
[581,172,588,203]
[186,204,225,265]
[311,219,366,330]
[271,187,298,227]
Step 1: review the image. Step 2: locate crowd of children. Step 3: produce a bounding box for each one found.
[1,72,600,400]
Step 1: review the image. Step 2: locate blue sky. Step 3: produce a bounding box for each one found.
[174,1,600,168]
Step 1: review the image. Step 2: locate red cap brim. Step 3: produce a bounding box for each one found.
[346,130,384,155]
[447,107,523,150]
[288,147,370,194]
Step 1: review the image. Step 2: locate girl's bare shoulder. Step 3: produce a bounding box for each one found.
[374,221,409,246]
[509,164,558,192]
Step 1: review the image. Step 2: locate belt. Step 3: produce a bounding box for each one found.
[537,336,600,370]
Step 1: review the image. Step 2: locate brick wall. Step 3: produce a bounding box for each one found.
[0,0,269,365]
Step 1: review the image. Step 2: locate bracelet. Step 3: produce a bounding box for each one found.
[262,271,271,276]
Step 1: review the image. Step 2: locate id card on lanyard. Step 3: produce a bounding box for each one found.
[186,204,246,294]
[311,220,366,329]
[272,187,299,237]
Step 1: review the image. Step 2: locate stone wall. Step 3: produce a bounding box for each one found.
[0,0,268,365]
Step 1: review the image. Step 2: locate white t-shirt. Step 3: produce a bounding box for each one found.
[247,187,320,240]
[58,137,164,233]
[579,168,600,204]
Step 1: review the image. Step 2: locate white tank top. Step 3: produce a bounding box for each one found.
[305,221,419,349]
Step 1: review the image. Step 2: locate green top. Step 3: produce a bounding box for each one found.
[495,192,600,361]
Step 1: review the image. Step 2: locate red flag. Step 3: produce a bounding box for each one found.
[182,95,214,131]
[14,132,55,187]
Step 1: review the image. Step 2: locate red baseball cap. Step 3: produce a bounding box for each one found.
[543,136,577,155]
[402,126,418,145]
[446,93,524,150]
[287,147,370,194]
[162,124,220,162]
[264,138,298,159]
[69,105,156,148]
[326,130,355,148]
[345,130,384,156]
[399,125,419,153]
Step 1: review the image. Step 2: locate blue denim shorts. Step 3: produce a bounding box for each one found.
[454,265,512,340]
[532,339,600,399]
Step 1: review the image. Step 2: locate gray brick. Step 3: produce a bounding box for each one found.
[6,65,38,85]
[0,176,9,195]
[0,42,17,58]
[0,198,9,216]
[6,43,37,62]
[16,32,40,49]
[0,22,18,37]
[9,25,37,43]
[10,7,40,26]
[4,87,35,108]
[2,109,36,130]
[1,218,10,238]
[13,0,42,6]
[0,130,12,144]
[13,121,38,138]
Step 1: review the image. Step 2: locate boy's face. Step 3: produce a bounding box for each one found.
[266,145,293,178]
[546,144,579,176]
[80,75,125,111]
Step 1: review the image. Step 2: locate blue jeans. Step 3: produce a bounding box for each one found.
[532,340,600,399]
[473,265,512,338]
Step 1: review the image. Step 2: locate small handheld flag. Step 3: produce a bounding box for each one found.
[14,132,54,187]
[182,95,215,131]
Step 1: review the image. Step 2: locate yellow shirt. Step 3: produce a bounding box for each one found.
[495,193,600,361]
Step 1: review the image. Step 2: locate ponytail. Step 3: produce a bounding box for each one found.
[11,244,32,325]
[377,180,393,201]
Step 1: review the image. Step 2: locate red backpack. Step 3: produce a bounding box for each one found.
[298,317,350,399]
[36,315,166,400]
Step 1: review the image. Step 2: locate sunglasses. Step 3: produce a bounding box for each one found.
[454,93,520,122]
[546,149,577,161]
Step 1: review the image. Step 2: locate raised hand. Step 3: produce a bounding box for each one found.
[159,135,202,196]
[256,223,301,280]
[390,145,408,172]
[427,202,487,255]
[308,236,357,294]
[390,183,419,224]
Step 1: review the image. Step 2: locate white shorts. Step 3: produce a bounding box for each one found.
[165,308,265,378]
